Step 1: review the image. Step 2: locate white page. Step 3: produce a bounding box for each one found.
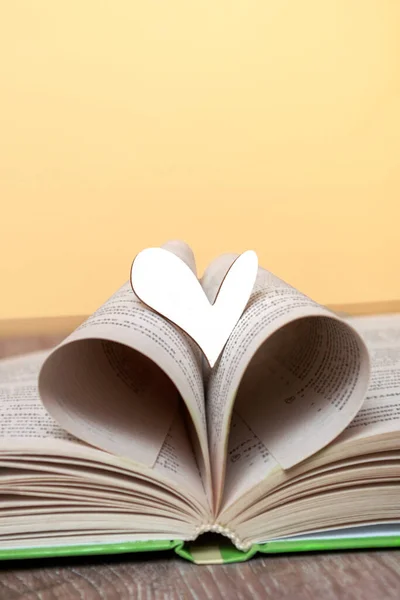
[221,411,277,508]
[39,241,211,495]
[0,351,208,505]
[202,254,370,510]
[339,314,400,440]
[270,523,400,541]
[223,312,400,519]
[0,351,76,443]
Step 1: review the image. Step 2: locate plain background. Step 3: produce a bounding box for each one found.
[1,1,399,319]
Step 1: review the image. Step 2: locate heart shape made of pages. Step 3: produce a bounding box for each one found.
[130,248,259,367]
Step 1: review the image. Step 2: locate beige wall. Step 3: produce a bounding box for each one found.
[1,1,400,319]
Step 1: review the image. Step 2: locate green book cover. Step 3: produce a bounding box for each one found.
[1,526,400,565]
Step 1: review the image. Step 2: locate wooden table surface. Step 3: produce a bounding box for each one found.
[1,333,400,600]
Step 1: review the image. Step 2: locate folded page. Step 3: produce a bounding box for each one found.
[39,242,212,498]
[202,254,370,510]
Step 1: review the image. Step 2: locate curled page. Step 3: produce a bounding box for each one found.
[0,351,209,515]
[39,242,212,497]
[202,255,370,510]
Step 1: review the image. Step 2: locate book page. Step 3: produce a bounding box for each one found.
[338,314,400,441]
[220,313,400,522]
[0,351,75,443]
[0,351,208,505]
[39,241,212,496]
[202,254,370,510]
[221,411,277,508]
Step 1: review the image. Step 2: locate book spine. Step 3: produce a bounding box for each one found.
[195,523,251,551]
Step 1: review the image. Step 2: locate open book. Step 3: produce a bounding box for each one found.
[1,240,400,565]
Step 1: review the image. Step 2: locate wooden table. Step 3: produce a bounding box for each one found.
[1,332,400,600]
